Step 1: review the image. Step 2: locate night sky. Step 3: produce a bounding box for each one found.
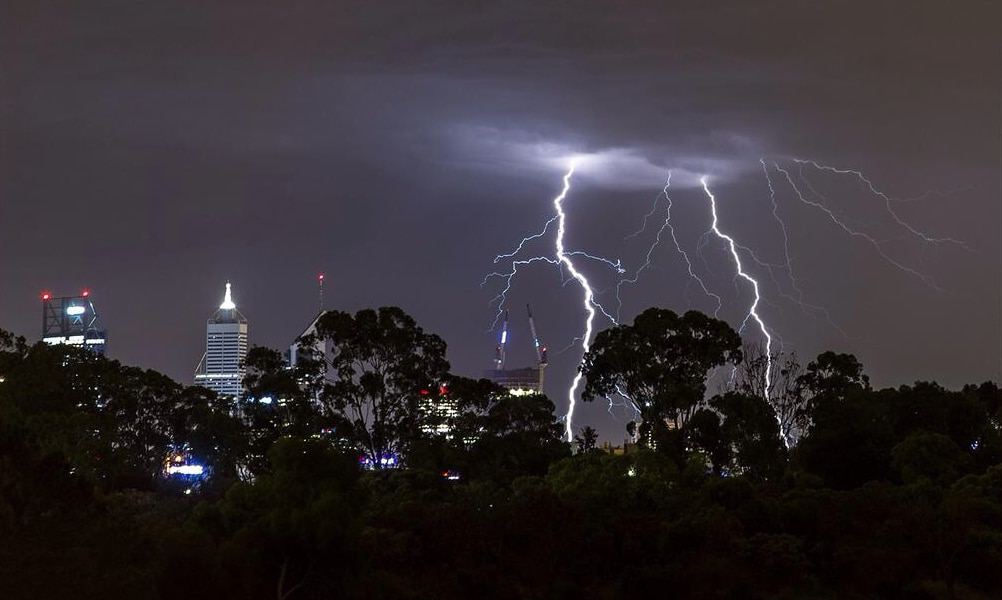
[3,1,999,442]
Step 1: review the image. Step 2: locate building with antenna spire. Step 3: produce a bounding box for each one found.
[194,282,248,398]
[286,272,329,370]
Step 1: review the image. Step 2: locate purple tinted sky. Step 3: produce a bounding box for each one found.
[2,0,999,441]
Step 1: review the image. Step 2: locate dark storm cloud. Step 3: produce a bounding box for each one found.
[4,1,790,166]
[2,0,999,440]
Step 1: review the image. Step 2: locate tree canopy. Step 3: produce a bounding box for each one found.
[580,307,742,438]
[2,308,1001,600]
[304,306,451,468]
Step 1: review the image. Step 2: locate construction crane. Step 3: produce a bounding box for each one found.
[494,310,509,370]
[527,304,547,393]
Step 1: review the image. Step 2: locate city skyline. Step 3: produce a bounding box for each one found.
[2,0,999,441]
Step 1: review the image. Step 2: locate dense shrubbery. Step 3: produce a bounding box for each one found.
[1,311,999,599]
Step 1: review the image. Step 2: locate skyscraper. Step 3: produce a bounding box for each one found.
[194,282,248,398]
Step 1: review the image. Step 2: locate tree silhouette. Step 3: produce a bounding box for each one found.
[303,307,450,468]
[574,426,600,453]
[581,308,742,445]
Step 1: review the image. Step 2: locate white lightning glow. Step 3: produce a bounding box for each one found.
[493,217,559,264]
[700,177,773,395]
[482,161,622,440]
[479,152,966,452]
[618,173,723,319]
[553,163,598,442]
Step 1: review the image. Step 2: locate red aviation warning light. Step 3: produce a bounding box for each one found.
[41,291,51,301]
[80,289,90,297]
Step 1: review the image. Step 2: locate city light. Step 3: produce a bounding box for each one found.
[166,464,205,476]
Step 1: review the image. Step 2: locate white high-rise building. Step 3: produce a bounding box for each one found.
[194,282,248,398]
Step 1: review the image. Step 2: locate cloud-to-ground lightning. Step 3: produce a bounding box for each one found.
[700,177,774,395]
[482,161,622,441]
[605,171,751,427]
[482,153,969,448]
[551,163,598,442]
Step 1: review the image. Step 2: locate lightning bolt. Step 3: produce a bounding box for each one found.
[745,161,850,338]
[701,177,774,395]
[762,159,806,304]
[480,153,967,452]
[774,162,945,290]
[552,164,599,442]
[482,256,559,329]
[616,172,723,320]
[482,162,620,441]
[793,159,970,249]
[606,384,642,431]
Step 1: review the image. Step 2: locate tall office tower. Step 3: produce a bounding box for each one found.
[194,282,248,398]
[41,289,107,355]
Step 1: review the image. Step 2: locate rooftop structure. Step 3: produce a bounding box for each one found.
[41,289,107,355]
[483,367,543,396]
[286,273,329,371]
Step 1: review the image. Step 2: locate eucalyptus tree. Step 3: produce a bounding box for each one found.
[303,307,450,468]
[581,308,742,446]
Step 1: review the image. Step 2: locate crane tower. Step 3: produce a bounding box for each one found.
[483,304,547,395]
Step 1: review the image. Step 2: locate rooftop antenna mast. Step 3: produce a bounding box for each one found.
[527,304,547,393]
[318,271,325,315]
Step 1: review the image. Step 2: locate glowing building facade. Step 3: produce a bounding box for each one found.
[483,367,544,396]
[420,385,459,438]
[194,282,248,398]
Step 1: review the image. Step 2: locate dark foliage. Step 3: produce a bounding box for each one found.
[1,313,1000,600]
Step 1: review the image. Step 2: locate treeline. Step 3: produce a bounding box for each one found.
[0,308,999,600]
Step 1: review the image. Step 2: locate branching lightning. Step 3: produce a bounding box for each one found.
[793,159,970,249]
[700,177,774,394]
[775,162,945,290]
[482,153,966,446]
[617,172,723,320]
[481,162,621,441]
[482,255,559,329]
